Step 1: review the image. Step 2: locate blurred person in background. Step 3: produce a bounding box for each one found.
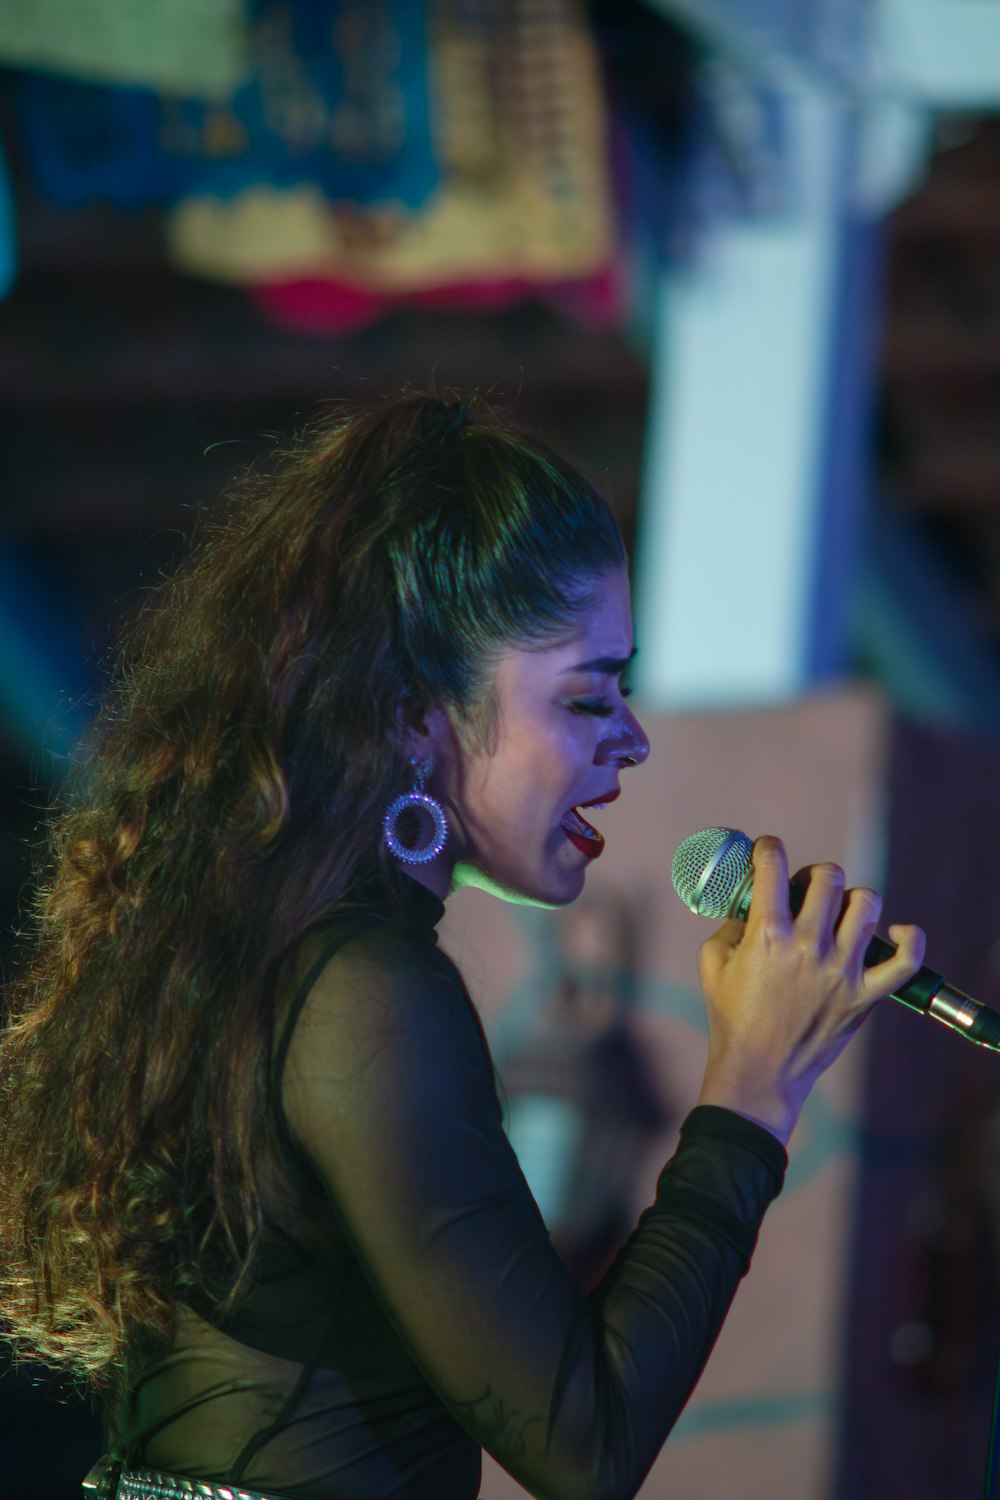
[503,889,672,1288]
[0,392,925,1500]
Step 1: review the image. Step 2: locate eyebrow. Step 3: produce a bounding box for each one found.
[561,645,639,675]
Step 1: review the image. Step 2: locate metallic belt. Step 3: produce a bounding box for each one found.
[83,1456,296,1500]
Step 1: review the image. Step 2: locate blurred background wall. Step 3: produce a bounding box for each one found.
[2,3,1000,1497]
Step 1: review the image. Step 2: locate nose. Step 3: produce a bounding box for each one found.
[605,706,650,770]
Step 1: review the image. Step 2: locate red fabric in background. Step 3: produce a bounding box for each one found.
[250,261,625,337]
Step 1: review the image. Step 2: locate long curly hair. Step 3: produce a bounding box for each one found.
[0,390,625,1390]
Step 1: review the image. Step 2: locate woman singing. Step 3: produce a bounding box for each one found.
[0,393,924,1500]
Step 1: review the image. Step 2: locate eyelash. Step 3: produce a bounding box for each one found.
[569,686,633,717]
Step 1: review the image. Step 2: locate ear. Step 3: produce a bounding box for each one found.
[395,700,453,770]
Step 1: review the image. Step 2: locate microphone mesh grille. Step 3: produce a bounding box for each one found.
[671,827,753,919]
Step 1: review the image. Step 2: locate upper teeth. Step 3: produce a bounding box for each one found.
[591,802,606,811]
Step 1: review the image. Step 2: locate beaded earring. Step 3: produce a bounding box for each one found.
[383,758,449,865]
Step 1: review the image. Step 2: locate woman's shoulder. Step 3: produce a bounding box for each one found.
[285,897,469,1046]
[278,896,497,1145]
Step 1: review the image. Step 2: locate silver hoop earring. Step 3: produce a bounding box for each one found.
[383,758,449,865]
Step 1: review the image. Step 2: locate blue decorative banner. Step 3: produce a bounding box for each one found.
[14,0,439,211]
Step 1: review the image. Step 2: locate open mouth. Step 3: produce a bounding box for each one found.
[559,801,610,859]
[561,807,605,859]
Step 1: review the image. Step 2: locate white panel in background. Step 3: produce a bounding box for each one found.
[877,0,1000,109]
[635,82,845,711]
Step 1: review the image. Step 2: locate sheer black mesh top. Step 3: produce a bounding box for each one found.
[112,874,787,1500]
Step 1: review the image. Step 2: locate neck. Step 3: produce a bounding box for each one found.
[400,860,453,901]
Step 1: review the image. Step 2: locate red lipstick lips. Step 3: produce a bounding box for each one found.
[559,788,619,859]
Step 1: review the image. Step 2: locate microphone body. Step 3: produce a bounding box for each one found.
[672,827,1000,1052]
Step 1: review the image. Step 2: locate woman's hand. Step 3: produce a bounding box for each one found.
[695,835,926,1144]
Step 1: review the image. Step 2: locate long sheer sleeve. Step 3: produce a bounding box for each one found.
[282,915,786,1500]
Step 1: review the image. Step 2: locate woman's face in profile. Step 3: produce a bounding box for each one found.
[443,566,650,908]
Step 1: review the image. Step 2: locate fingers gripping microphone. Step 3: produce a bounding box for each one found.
[672,827,1000,1052]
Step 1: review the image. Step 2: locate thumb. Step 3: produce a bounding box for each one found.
[699,918,745,981]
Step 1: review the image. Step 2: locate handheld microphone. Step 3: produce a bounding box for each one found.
[671,827,1000,1052]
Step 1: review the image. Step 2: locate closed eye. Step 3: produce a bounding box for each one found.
[569,699,613,717]
[569,685,633,717]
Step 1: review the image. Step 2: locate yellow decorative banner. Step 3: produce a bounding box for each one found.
[168,0,613,289]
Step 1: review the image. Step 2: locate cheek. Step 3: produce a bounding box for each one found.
[461,705,597,825]
[511,720,594,807]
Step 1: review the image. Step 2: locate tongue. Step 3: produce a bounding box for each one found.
[560,806,604,854]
